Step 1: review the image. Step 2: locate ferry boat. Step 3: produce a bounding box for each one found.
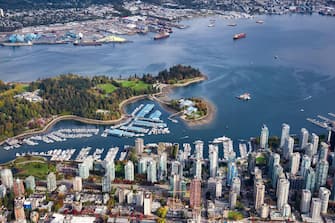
[236,93,251,101]
[233,33,246,40]
[154,31,170,40]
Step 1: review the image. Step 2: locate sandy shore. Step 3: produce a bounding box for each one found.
[0,75,212,144]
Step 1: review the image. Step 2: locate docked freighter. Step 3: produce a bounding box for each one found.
[233,33,246,40]
[154,31,170,40]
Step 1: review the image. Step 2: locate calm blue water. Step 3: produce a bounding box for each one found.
[1,14,335,163]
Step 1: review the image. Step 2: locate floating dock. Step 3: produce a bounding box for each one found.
[136,104,155,118]
[133,120,167,128]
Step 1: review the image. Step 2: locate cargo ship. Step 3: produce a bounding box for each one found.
[233,33,246,40]
[154,31,170,40]
[236,93,251,101]
[1,41,33,47]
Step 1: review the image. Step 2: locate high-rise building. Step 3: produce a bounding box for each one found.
[25,176,36,192]
[310,198,321,220]
[231,177,241,195]
[171,161,182,176]
[319,142,329,161]
[315,160,329,190]
[73,176,82,192]
[311,133,319,155]
[14,197,25,221]
[194,140,204,160]
[300,155,311,178]
[289,152,300,175]
[138,157,149,174]
[216,178,222,198]
[0,185,6,198]
[282,204,291,218]
[143,192,152,216]
[125,161,134,181]
[229,190,237,209]
[13,178,25,197]
[304,168,316,193]
[0,9,4,17]
[209,144,218,178]
[248,153,256,174]
[319,187,330,214]
[300,189,311,214]
[300,128,309,149]
[195,158,202,180]
[260,125,269,149]
[329,128,335,151]
[272,164,283,189]
[135,138,144,154]
[276,178,290,210]
[1,169,13,189]
[280,123,290,148]
[227,161,237,186]
[190,178,201,209]
[305,143,314,158]
[254,181,265,211]
[170,174,181,199]
[283,136,294,160]
[105,161,115,181]
[159,152,167,180]
[268,153,280,178]
[79,162,90,179]
[102,175,111,192]
[47,172,57,192]
[147,160,157,183]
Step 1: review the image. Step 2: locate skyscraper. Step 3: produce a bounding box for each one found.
[310,198,321,220]
[194,140,204,160]
[319,187,330,214]
[231,177,241,195]
[47,172,57,192]
[300,128,309,149]
[272,164,283,189]
[280,123,290,148]
[254,181,265,211]
[227,161,237,186]
[300,189,311,214]
[135,138,144,154]
[229,190,237,209]
[311,133,319,155]
[268,153,280,178]
[300,155,311,178]
[1,169,13,189]
[143,192,152,216]
[216,178,222,198]
[159,152,167,180]
[209,144,218,178]
[319,142,329,161]
[260,125,269,149]
[125,161,134,181]
[73,176,82,192]
[102,174,111,192]
[79,162,90,179]
[331,176,335,201]
[305,143,314,158]
[195,158,202,180]
[190,178,201,209]
[315,160,329,190]
[13,178,25,197]
[283,136,294,160]
[14,197,25,221]
[147,160,157,183]
[25,176,36,192]
[304,168,316,193]
[289,152,300,175]
[276,178,290,210]
[105,161,115,181]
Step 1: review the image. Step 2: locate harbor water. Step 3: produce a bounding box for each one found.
[0,14,335,163]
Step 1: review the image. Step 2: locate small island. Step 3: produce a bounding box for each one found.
[169,97,209,121]
[0,65,210,144]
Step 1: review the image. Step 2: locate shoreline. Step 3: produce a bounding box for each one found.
[0,75,210,145]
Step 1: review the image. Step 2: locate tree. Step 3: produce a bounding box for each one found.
[156,206,168,218]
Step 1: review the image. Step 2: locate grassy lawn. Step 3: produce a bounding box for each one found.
[118,80,150,92]
[97,83,118,94]
[228,211,244,221]
[12,157,56,180]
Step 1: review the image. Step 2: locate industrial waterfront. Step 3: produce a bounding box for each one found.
[0,14,335,163]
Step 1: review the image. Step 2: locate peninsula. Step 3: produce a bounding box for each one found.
[0,65,208,143]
